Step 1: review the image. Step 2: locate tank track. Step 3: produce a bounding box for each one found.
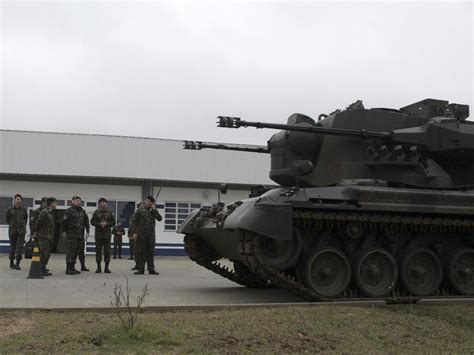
[239,209,474,302]
[183,234,271,289]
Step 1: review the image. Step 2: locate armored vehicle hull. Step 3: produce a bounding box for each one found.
[179,182,474,300]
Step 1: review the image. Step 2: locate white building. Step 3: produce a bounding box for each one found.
[0,129,273,256]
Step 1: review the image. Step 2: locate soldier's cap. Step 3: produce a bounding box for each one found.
[98,197,107,203]
[72,195,81,200]
[46,197,57,203]
[146,195,155,202]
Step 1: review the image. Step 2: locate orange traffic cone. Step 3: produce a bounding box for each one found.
[27,246,43,279]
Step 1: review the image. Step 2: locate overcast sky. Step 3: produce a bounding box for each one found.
[1,1,473,145]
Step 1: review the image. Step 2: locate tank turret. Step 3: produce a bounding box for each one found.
[217,99,472,188]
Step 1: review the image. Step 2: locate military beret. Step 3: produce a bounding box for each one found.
[98,197,108,203]
[41,197,47,202]
[146,195,155,202]
[72,195,81,200]
[14,194,23,199]
[46,197,57,203]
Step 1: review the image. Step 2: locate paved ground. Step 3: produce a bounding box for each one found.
[0,255,302,308]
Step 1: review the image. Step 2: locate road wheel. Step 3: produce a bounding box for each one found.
[400,248,443,296]
[353,248,398,298]
[302,247,351,298]
[445,249,474,296]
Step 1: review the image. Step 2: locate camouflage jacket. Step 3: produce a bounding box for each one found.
[64,205,90,239]
[112,225,125,237]
[90,208,115,239]
[35,208,55,241]
[6,206,28,235]
[30,207,44,235]
[127,208,141,237]
[133,207,162,237]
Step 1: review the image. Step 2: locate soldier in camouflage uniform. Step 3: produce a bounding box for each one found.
[128,202,144,270]
[35,197,57,276]
[90,197,115,273]
[64,196,90,275]
[112,221,125,259]
[5,194,28,270]
[133,196,162,275]
[30,197,47,236]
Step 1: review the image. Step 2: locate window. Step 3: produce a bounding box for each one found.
[108,200,136,229]
[56,200,66,207]
[0,197,12,225]
[67,200,85,206]
[0,197,34,225]
[164,202,201,232]
[87,202,97,207]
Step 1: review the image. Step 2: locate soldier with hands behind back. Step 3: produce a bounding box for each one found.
[112,220,125,259]
[90,197,115,273]
[6,194,28,270]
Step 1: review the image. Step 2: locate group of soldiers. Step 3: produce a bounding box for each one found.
[6,194,162,277]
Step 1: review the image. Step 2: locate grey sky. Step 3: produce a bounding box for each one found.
[1,1,473,145]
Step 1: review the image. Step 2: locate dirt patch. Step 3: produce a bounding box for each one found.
[0,315,33,339]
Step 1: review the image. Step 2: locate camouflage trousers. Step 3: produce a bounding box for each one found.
[136,234,156,271]
[128,238,135,259]
[66,238,86,264]
[95,237,111,263]
[37,238,53,267]
[8,232,25,261]
[113,236,122,257]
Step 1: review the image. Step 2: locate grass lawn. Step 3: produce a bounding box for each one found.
[0,305,473,353]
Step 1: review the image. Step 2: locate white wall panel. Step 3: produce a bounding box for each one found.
[0,130,272,185]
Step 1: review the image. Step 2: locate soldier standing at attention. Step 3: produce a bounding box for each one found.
[64,196,90,275]
[6,194,28,270]
[35,197,57,276]
[133,195,162,275]
[112,220,125,259]
[91,197,115,273]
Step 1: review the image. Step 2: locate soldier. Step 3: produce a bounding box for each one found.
[30,197,47,236]
[112,221,125,259]
[5,194,28,270]
[63,196,90,275]
[129,202,144,270]
[90,197,115,273]
[35,197,57,276]
[133,195,162,275]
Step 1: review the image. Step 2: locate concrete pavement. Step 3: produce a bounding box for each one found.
[0,255,303,309]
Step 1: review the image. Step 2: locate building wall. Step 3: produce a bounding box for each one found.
[0,180,250,256]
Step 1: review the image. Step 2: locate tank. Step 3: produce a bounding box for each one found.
[178,99,474,301]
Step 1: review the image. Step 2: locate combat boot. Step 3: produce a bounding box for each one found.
[95,262,102,273]
[14,260,21,270]
[131,263,138,270]
[104,261,111,274]
[73,263,81,274]
[66,263,76,275]
[80,262,90,272]
[134,269,145,275]
[148,269,159,275]
[41,266,52,276]
[9,259,15,269]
